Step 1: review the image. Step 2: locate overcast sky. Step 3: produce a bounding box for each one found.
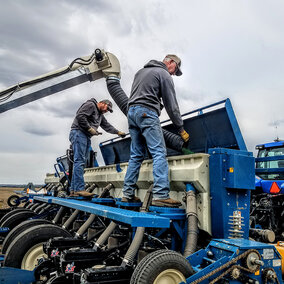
[0,0,283,184]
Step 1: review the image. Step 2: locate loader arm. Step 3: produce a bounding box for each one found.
[0,49,120,113]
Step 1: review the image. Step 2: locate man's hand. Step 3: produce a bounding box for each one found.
[180,129,189,142]
[117,131,126,138]
[88,127,102,136]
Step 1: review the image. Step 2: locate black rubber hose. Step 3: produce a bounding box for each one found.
[121,185,153,267]
[106,77,128,115]
[52,206,65,224]
[162,129,184,152]
[75,183,112,238]
[122,227,145,266]
[62,209,80,230]
[106,77,184,152]
[38,204,52,215]
[29,203,41,211]
[93,221,117,250]
[34,203,48,213]
[75,214,96,238]
[183,190,198,257]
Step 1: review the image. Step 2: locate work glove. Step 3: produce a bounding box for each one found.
[88,127,102,136]
[180,129,190,142]
[117,131,126,138]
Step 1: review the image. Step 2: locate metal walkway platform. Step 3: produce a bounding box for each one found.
[34,196,170,228]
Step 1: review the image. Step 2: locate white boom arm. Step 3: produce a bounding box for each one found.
[0,49,120,113]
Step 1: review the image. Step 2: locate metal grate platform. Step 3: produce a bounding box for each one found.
[34,196,170,228]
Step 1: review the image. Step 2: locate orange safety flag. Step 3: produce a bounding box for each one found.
[270,182,281,194]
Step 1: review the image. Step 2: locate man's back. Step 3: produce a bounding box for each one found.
[128,60,171,116]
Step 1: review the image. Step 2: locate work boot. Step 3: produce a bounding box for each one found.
[151,198,182,208]
[121,196,141,203]
[76,190,96,197]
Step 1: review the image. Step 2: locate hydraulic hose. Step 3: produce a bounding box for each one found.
[98,183,114,198]
[75,214,96,238]
[62,209,80,230]
[121,185,153,267]
[26,202,34,209]
[38,204,52,215]
[34,203,48,213]
[183,184,199,257]
[52,206,65,224]
[29,203,41,211]
[75,184,113,238]
[106,77,185,152]
[122,227,145,266]
[93,221,117,251]
[88,183,98,193]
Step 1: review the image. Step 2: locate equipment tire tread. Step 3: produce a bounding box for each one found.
[2,219,51,254]
[0,208,31,226]
[130,249,170,284]
[131,249,193,284]
[0,211,37,229]
[4,224,72,268]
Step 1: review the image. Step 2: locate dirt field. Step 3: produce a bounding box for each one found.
[0,187,24,208]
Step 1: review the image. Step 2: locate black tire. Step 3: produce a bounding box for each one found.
[2,219,51,254]
[0,208,12,219]
[0,211,38,229]
[130,250,169,284]
[4,224,72,269]
[7,195,20,207]
[0,208,32,226]
[130,250,194,284]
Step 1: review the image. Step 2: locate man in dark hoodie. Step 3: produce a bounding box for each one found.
[122,54,190,207]
[69,99,126,197]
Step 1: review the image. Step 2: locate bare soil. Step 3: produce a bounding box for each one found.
[0,187,24,208]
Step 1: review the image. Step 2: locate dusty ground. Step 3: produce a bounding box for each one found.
[0,187,24,208]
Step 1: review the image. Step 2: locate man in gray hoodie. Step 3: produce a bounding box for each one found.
[122,55,189,207]
[70,98,125,197]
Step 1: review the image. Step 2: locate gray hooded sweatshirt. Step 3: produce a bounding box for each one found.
[128,60,184,131]
[71,98,118,137]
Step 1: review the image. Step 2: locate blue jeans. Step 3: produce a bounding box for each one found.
[69,129,91,192]
[123,106,169,200]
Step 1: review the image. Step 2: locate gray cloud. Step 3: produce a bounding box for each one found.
[22,124,56,136]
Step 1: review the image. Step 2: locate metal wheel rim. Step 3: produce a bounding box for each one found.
[153,269,186,284]
[9,197,18,206]
[21,242,47,270]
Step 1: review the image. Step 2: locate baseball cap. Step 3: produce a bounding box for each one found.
[165,54,182,76]
[100,99,113,112]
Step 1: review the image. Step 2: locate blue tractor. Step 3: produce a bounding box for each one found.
[250,140,284,241]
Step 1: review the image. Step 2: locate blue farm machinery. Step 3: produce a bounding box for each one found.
[250,140,284,243]
[0,49,283,283]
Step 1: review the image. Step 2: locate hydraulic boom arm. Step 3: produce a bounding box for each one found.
[0,49,120,113]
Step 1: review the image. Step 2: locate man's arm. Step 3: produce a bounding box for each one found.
[100,116,119,134]
[160,75,184,132]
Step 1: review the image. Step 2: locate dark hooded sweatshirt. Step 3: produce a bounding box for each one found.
[71,98,118,137]
[128,60,184,131]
